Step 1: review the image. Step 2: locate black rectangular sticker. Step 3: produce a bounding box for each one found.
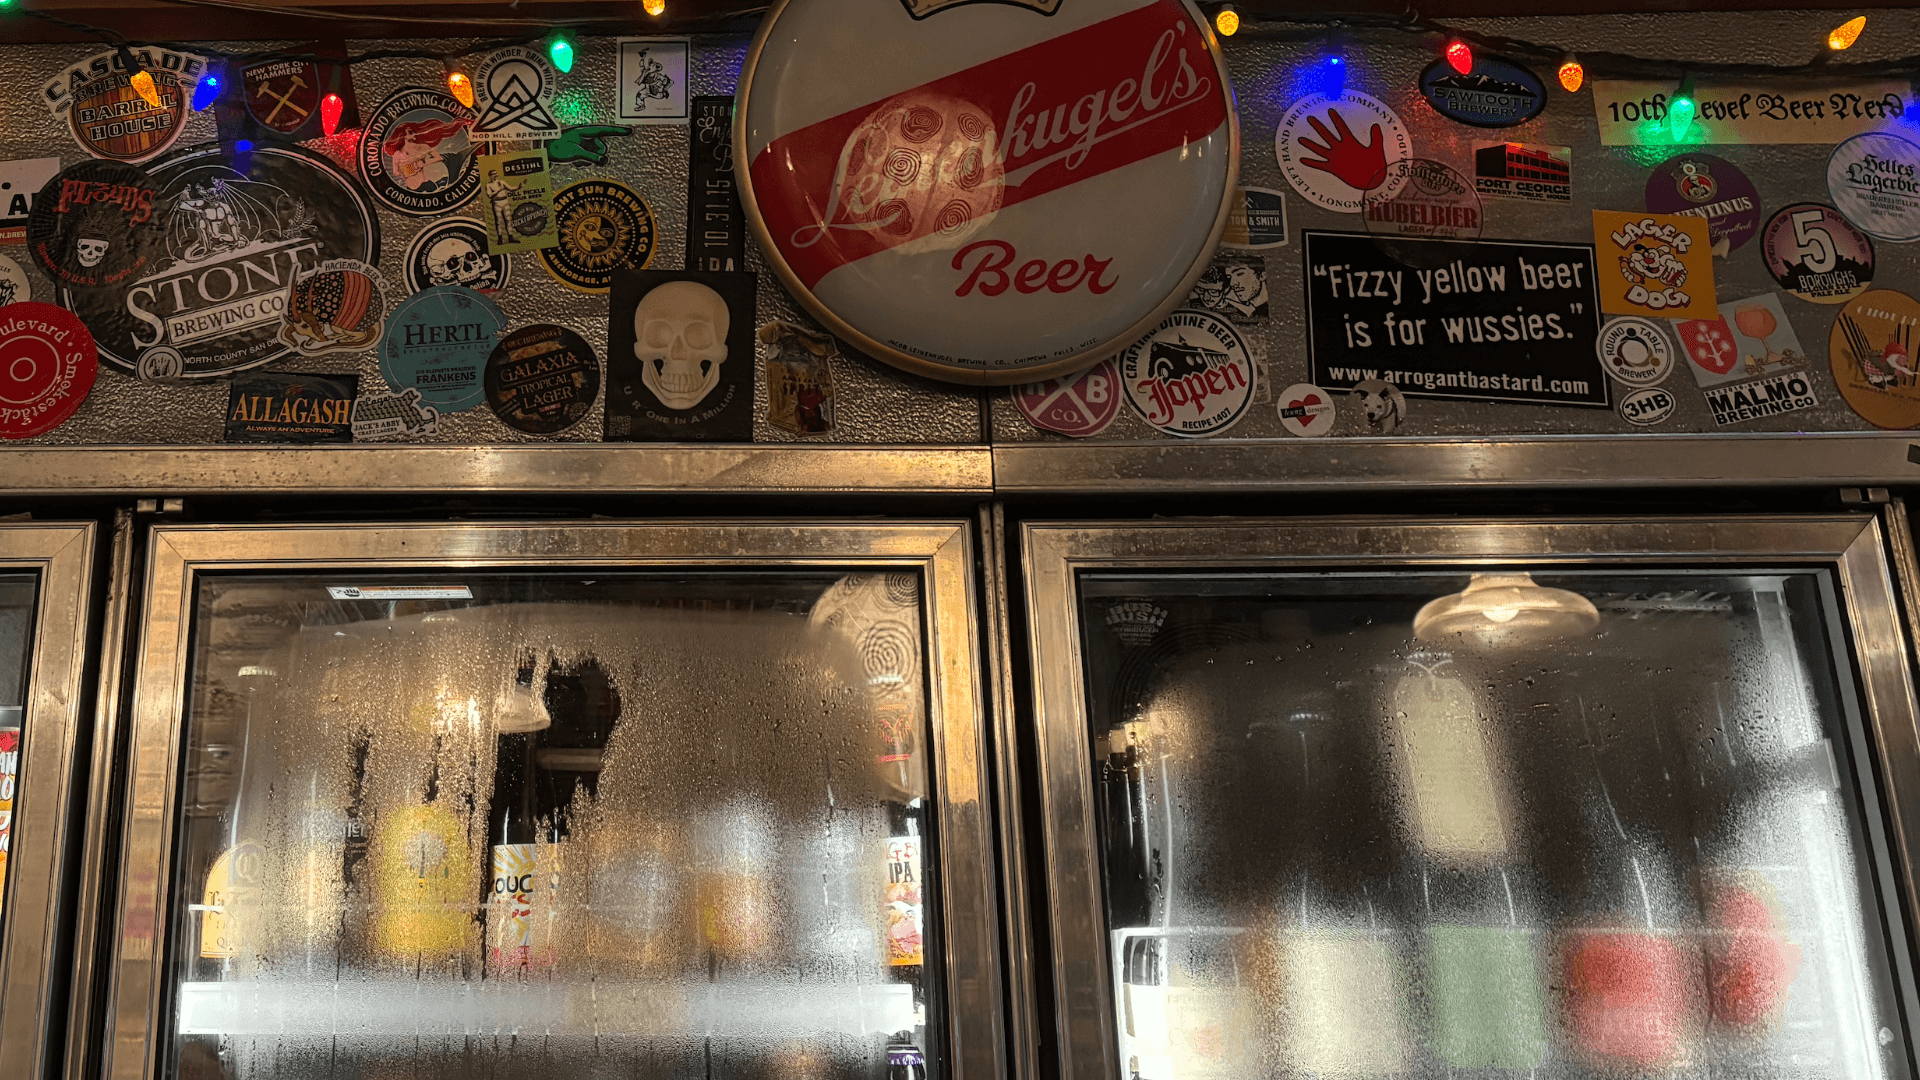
[1303,231,1606,408]
[687,96,744,272]
[605,269,756,442]
[225,371,358,443]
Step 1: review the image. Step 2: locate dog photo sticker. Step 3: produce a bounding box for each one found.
[1350,379,1407,434]
[404,218,510,295]
[1763,203,1872,305]
[1119,309,1255,438]
[1275,91,1412,213]
[1592,210,1717,320]
[280,259,387,356]
[1829,289,1920,428]
[358,87,480,217]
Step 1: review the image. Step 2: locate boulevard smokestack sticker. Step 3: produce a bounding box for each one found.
[0,302,97,439]
[1119,309,1254,437]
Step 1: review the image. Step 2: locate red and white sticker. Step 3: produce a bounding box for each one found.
[1276,382,1335,436]
[0,302,97,439]
[1119,308,1253,437]
[1013,358,1121,437]
[1275,91,1411,213]
[739,0,1237,385]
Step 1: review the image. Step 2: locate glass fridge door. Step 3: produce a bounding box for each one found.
[103,521,1002,1080]
[1025,517,1920,1080]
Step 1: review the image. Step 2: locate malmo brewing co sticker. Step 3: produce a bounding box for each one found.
[1012,358,1120,437]
[1830,289,1920,428]
[1764,204,1872,305]
[1703,369,1817,427]
[1473,142,1569,203]
[1592,211,1716,320]
[0,158,60,243]
[42,47,208,163]
[1221,187,1288,251]
[380,285,509,413]
[1276,382,1335,436]
[1119,309,1254,437]
[485,323,600,434]
[1417,55,1546,128]
[404,218,510,295]
[471,46,561,142]
[0,255,29,305]
[1645,152,1760,257]
[539,179,656,294]
[1618,386,1676,426]
[1276,91,1412,213]
[359,88,479,217]
[1595,316,1673,387]
[279,259,387,357]
[1827,132,1920,243]
[26,160,160,290]
[0,302,98,439]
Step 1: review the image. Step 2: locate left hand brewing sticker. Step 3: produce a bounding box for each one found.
[26,161,161,290]
[43,47,207,162]
[0,302,98,439]
[57,143,380,378]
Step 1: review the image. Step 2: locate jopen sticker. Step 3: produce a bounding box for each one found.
[1119,310,1254,438]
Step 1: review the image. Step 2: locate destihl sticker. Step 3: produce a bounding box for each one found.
[1013,358,1121,437]
[0,302,98,439]
[26,160,159,290]
[1830,289,1920,428]
[1764,203,1872,305]
[1119,309,1254,437]
[43,47,208,163]
[359,87,480,217]
[1276,91,1412,213]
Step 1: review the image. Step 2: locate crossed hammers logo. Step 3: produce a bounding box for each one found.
[255,74,310,125]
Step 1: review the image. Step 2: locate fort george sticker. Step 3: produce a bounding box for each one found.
[539,179,656,294]
[43,46,207,163]
[1119,309,1254,437]
[359,87,480,217]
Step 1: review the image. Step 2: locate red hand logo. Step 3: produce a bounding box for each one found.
[1296,109,1390,192]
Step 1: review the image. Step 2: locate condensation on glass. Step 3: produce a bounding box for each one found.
[0,574,32,932]
[1079,570,1913,1080]
[167,571,941,1080]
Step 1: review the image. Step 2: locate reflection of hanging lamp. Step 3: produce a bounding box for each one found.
[1413,573,1598,644]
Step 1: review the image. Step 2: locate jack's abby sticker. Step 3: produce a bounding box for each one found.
[1119,309,1254,437]
[1591,211,1716,320]
[606,270,755,441]
[43,47,207,163]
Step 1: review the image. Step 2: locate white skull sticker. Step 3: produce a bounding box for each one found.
[634,280,729,409]
[427,235,495,289]
[76,237,110,268]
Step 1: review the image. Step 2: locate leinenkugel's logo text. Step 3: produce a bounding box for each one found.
[753,2,1227,291]
[898,0,1057,20]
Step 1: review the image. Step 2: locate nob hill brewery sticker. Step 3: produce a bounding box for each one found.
[43,47,207,162]
[485,324,600,434]
[280,259,386,356]
[739,0,1237,383]
[1013,358,1120,437]
[1764,204,1872,304]
[1593,79,1912,146]
[359,88,480,217]
[1827,133,1920,243]
[1830,289,1920,428]
[0,158,61,244]
[1418,55,1546,128]
[471,46,561,142]
[1119,309,1254,437]
[0,303,97,439]
[224,370,358,443]
[59,144,379,378]
[1277,91,1412,213]
[606,269,755,441]
[1646,153,1760,257]
[477,148,558,254]
[381,285,508,413]
[26,161,159,290]
[1591,211,1716,320]
[1473,142,1570,204]
[540,179,656,294]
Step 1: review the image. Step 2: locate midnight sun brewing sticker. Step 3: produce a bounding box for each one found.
[0,158,60,244]
[1221,187,1288,251]
[224,370,358,443]
[476,147,558,254]
[0,302,97,439]
[1830,289,1920,428]
[606,269,755,441]
[279,259,387,357]
[1827,132,1920,243]
[484,323,600,434]
[380,285,508,413]
[618,38,689,123]
[1473,142,1570,204]
[1645,152,1760,257]
[1012,357,1120,438]
[1119,309,1255,437]
[541,180,657,294]
[760,320,839,435]
[1764,204,1872,305]
[1591,211,1716,320]
[26,160,159,290]
[1275,92,1412,213]
[1276,382,1336,437]
[43,47,208,163]
[404,219,510,295]
[1417,55,1546,128]
[358,87,479,217]
[471,46,560,143]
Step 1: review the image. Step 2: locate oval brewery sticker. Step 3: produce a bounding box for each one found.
[1012,358,1121,437]
[1618,386,1675,426]
[0,302,98,439]
[1595,316,1673,387]
[539,179,656,295]
[1417,55,1546,128]
[1119,309,1254,438]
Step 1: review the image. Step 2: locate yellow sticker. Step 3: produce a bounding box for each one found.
[1592,211,1717,320]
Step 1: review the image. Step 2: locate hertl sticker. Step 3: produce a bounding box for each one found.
[1472,142,1569,203]
[1591,211,1716,320]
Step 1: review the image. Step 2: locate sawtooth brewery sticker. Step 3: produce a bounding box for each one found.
[0,302,97,439]
[1351,379,1406,433]
[1473,142,1569,203]
[404,219,510,295]
[1618,386,1676,426]
[1827,132,1920,243]
[26,160,159,290]
[1592,211,1716,319]
[60,143,380,378]
[1645,153,1760,257]
[1012,358,1120,437]
[477,147,558,254]
[0,255,28,305]
[1830,289,1920,428]
[1418,55,1546,128]
[1119,309,1254,438]
[617,38,689,123]
[1595,316,1673,387]
[380,285,508,413]
[359,87,480,217]
[540,180,656,294]
[1276,91,1412,213]
[1187,255,1267,324]
[472,46,560,142]
[760,320,839,435]
[234,56,358,143]
[280,259,386,356]
[351,386,439,440]
[1222,187,1288,251]
[0,158,60,243]
[1276,381,1335,436]
[485,323,600,434]
[43,47,207,163]
[224,370,358,443]
[1764,203,1872,304]
[606,269,755,441]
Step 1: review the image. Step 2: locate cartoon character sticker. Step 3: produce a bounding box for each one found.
[1275,91,1412,213]
[1187,255,1268,324]
[279,259,386,356]
[1829,289,1920,428]
[1592,210,1717,320]
[616,38,689,122]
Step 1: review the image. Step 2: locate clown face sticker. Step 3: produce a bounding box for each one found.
[359,88,480,217]
[1276,92,1412,213]
[1592,210,1716,320]
[1119,309,1254,437]
[606,269,755,442]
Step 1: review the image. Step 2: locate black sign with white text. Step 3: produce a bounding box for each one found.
[687,96,744,272]
[1303,231,1607,407]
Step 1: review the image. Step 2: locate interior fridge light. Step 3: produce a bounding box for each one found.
[1413,573,1598,644]
[326,585,473,601]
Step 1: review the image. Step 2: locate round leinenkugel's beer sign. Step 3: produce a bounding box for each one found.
[736,0,1239,385]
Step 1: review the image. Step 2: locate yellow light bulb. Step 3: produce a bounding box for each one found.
[643,0,666,15]
[1214,5,1238,36]
[446,70,475,109]
[1557,57,1584,93]
[1828,15,1866,50]
[128,69,163,109]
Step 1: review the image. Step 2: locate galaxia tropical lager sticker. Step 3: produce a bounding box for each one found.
[43,47,208,163]
[359,87,480,217]
[485,324,600,434]
[1591,211,1716,320]
[540,179,656,294]
[1119,309,1254,437]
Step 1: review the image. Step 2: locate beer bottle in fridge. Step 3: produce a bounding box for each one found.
[487,728,540,976]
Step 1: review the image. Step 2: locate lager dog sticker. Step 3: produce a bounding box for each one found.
[279,259,387,356]
[359,87,480,217]
[1119,309,1254,438]
[404,218,511,295]
[43,47,208,163]
[1592,211,1716,320]
[0,302,97,439]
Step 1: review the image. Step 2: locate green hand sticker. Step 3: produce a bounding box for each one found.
[549,125,632,166]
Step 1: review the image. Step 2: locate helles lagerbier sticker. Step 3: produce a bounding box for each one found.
[1618,386,1676,426]
[1591,210,1717,320]
[1222,187,1288,250]
[1276,91,1413,213]
[1645,152,1761,257]
[0,302,98,439]
[1595,316,1673,387]
[1829,288,1920,428]
[1013,358,1121,437]
[279,259,388,357]
[1120,310,1254,438]
[1276,382,1335,436]
[1828,132,1920,243]
[1764,203,1872,305]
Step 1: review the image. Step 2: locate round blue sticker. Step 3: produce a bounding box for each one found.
[1418,56,1546,128]
[379,285,508,412]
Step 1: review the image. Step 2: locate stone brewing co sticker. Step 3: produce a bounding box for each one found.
[280,259,387,356]
[1591,210,1717,320]
[1417,55,1546,128]
[1618,386,1676,426]
[540,180,656,294]
[0,255,29,305]
[42,47,207,163]
[1276,91,1412,213]
[485,324,600,434]
[1013,358,1121,438]
[1828,132,1920,243]
[404,219,510,295]
[1276,382,1335,437]
[1221,187,1288,251]
[1595,316,1673,387]
[1120,309,1254,438]
[224,369,358,443]
[1829,289,1920,428]
[0,158,61,243]
[1764,203,1872,305]
[1473,142,1570,203]
[60,143,379,378]
[380,285,509,413]
[0,302,97,439]
[471,46,561,142]
[358,87,480,217]
[1645,152,1760,257]
[26,160,160,291]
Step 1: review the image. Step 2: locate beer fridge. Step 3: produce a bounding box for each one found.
[1021,515,1920,1080]
[90,520,1007,1080]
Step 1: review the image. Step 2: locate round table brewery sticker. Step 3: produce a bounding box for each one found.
[0,303,98,439]
[736,0,1239,385]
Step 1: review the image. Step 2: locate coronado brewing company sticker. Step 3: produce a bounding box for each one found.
[1013,358,1121,437]
[0,302,97,439]
[1830,289,1920,428]
[1764,203,1872,305]
[1276,91,1412,213]
[540,179,656,294]
[381,285,509,413]
[43,47,207,163]
[26,160,160,290]
[359,87,480,217]
[404,219,510,295]
[1120,309,1254,437]
[485,324,600,434]
[1645,152,1760,257]
[1827,132,1920,243]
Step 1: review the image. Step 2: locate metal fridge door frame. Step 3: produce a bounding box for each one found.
[102,519,1004,1080]
[1021,514,1920,1080]
[0,521,98,1078]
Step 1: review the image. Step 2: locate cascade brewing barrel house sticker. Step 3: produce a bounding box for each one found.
[1302,231,1605,408]
[606,269,755,441]
[540,179,656,294]
[43,47,207,162]
[404,219,510,295]
[26,160,161,290]
[1591,210,1716,320]
[224,370,358,443]
[359,87,480,217]
[1119,308,1255,437]
[1276,91,1412,213]
[0,158,61,243]
[1645,153,1760,257]
[0,302,97,439]
[1763,203,1871,304]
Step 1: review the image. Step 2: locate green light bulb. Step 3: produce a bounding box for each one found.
[1668,94,1696,139]
[549,35,575,74]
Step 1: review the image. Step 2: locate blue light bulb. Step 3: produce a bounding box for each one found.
[191,72,221,112]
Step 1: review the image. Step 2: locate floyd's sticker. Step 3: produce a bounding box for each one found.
[471,46,561,142]
[1473,142,1570,203]
[224,370,358,443]
[1187,255,1268,324]
[0,302,97,439]
[761,320,839,435]
[0,158,60,243]
[1012,358,1120,438]
[404,218,510,295]
[1763,203,1873,305]
[1418,55,1546,128]
[617,38,689,123]
[380,285,508,413]
[1618,386,1676,426]
[1351,379,1406,434]
[1276,382,1336,437]
[280,259,387,356]
[606,269,756,441]
[1828,132,1920,243]
[358,87,480,217]
[1645,153,1761,257]
[1221,187,1289,250]
[0,255,30,306]
[1592,211,1716,319]
[350,387,439,441]
[1830,289,1920,428]
[26,160,160,290]
[484,323,600,434]
[1595,317,1673,387]
[476,147,558,254]
[1275,92,1412,213]
[1119,309,1255,438]
[43,47,207,163]
[540,179,656,294]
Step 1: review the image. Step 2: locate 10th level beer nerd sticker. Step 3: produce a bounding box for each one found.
[1120,309,1254,437]
[0,302,97,439]
[1277,92,1412,213]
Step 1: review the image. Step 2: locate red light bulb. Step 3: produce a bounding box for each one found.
[321,93,344,137]
[1445,39,1473,75]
